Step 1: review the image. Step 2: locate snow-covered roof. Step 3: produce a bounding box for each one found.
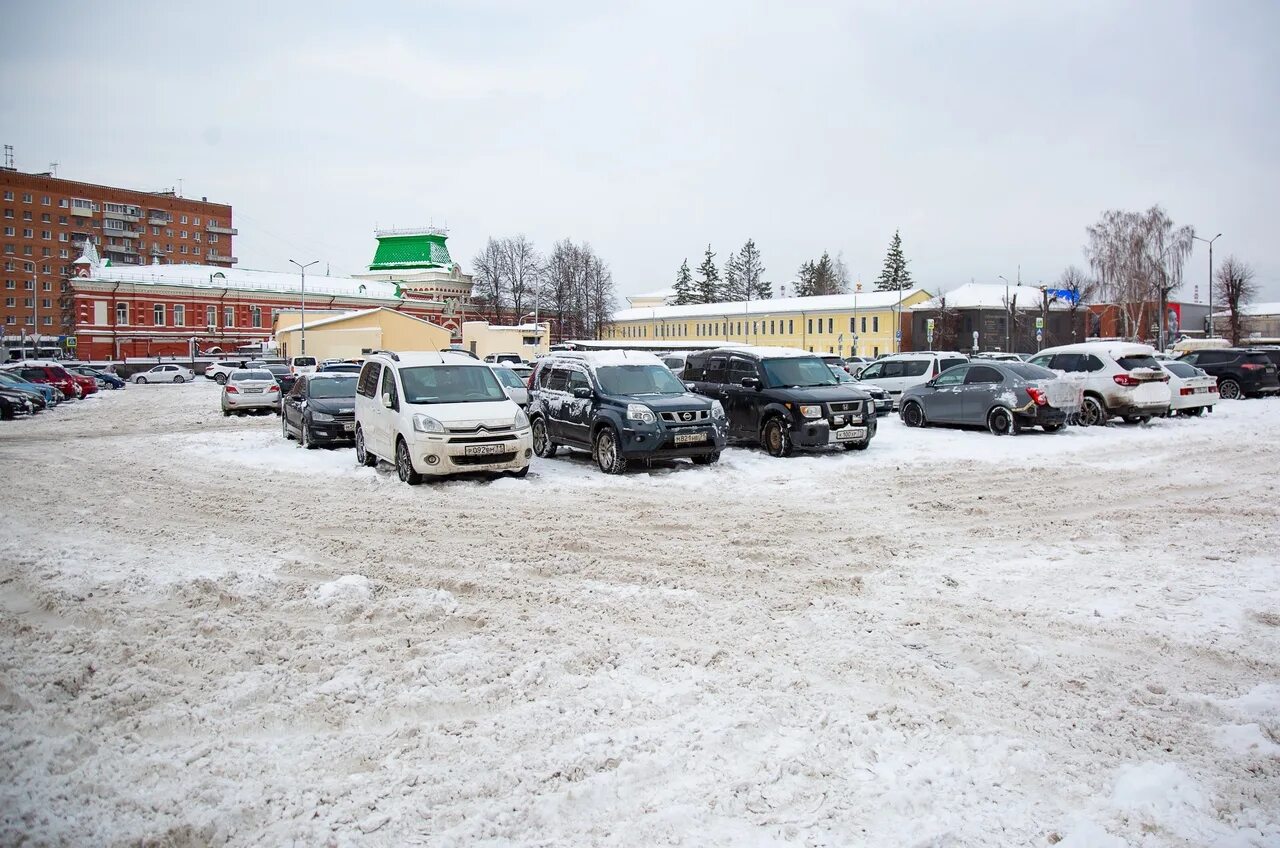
[275,307,446,335]
[913,283,1072,311]
[1210,301,1280,318]
[613,288,927,322]
[626,287,675,304]
[81,263,406,302]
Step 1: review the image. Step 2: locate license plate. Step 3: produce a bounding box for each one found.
[674,432,706,445]
[464,444,505,456]
[835,427,867,442]
[244,388,263,393]
[343,422,355,432]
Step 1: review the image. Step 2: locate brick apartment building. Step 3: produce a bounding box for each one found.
[0,165,235,357]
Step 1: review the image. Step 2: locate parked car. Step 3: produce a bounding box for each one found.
[289,355,319,376]
[506,363,534,384]
[220,369,281,415]
[1028,342,1171,425]
[317,362,361,374]
[684,347,876,456]
[4,362,86,399]
[354,351,532,484]
[483,352,525,365]
[828,365,892,414]
[843,356,875,376]
[1175,348,1280,400]
[133,364,193,384]
[528,350,726,472]
[0,389,34,419]
[899,361,1072,435]
[661,351,694,378]
[817,353,851,374]
[490,364,530,408]
[855,352,969,408]
[972,352,1027,363]
[204,360,247,384]
[0,370,59,406]
[66,364,125,390]
[262,363,297,395]
[1160,360,1218,416]
[282,372,358,447]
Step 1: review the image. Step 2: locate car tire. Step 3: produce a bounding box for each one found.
[1079,395,1107,426]
[301,422,317,449]
[1122,415,1152,425]
[901,401,925,428]
[1042,423,1064,433]
[691,452,720,465]
[136,377,147,385]
[282,414,292,439]
[842,440,870,450]
[223,408,231,417]
[396,437,423,485]
[215,373,227,385]
[531,417,557,458]
[987,406,1018,436]
[761,416,794,457]
[175,376,185,383]
[1218,378,1241,400]
[355,426,377,467]
[594,426,628,474]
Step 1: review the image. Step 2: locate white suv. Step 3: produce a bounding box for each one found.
[1029,341,1171,425]
[354,351,532,484]
[855,351,969,407]
[289,355,318,376]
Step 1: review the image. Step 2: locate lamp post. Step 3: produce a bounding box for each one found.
[289,259,318,355]
[1192,233,1222,339]
[998,275,1011,351]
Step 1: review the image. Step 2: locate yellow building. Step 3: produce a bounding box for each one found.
[275,307,451,360]
[608,288,932,358]
[461,320,551,360]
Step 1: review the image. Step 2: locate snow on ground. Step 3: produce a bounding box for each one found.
[1,380,1278,846]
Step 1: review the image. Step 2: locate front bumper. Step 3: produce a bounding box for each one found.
[619,420,727,457]
[308,416,357,441]
[408,429,534,476]
[791,415,878,448]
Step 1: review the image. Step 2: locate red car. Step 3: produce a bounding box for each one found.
[3,362,95,399]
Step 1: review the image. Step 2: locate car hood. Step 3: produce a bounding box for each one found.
[767,383,871,402]
[626,393,712,412]
[308,396,357,415]
[406,398,522,428]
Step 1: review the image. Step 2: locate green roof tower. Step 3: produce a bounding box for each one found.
[368,226,454,272]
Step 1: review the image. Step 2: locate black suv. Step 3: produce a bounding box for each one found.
[684,348,877,456]
[527,351,727,474]
[281,372,359,447]
[1178,348,1280,399]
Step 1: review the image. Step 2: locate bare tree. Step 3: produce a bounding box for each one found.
[930,294,961,351]
[1058,265,1097,342]
[1216,256,1257,345]
[499,234,542,322]
[1086,205,1194,342]
[470,237,507,322]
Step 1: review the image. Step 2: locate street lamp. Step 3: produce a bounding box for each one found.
[289,259,318,355]
[1192,233,1222,339]
[998,275,1011,351]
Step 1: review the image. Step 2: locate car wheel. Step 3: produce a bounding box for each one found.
[223,407,231,417]
[215,373,227,385]
[1079,395,1107,426]
[901,401,925,428]
[136,377,147,385]
[1218,378,1241,400]
[1043,422,1064,433]
[594,426,628,474]
[987,406,1018,435]
[355,426,377,467]
[531,417,557,458]
[175,375,185,383]
[691,452,720,465]
[301,422,317,449]
[761,416,794,457]
[1122,415,1152,425]
[396,437,423,485]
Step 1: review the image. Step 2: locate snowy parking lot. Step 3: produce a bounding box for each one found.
[2,380,1278,846]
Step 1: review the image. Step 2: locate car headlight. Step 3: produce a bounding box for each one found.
[710,399,726,420]
[799,404,823,419]
[626,403,656,424]
[311,411,334,422]
[866,399,875,414]
[412,413,445,433]
[513,407,530,429]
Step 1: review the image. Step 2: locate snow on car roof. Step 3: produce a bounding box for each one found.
[1038,341,1156,357]
[381,350,487,367]
[548,349,665,366]
[702,345,814,359]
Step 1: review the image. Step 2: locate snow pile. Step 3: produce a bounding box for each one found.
[316,574,373,605]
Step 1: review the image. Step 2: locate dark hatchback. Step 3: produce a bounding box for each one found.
[527,351,727,474]
[281,373,358,447]
[263,364,298,397]
[1178,348,1280,399]
[684,348,877,456]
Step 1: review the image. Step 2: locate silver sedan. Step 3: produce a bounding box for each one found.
[221,369,281,415]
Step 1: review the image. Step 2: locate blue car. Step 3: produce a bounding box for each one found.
[0,370,59,404]
[67,365,126,390]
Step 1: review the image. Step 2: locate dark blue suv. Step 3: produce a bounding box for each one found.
[527,351,727,474]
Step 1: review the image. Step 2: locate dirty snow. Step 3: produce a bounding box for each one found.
[1,381,1278,846]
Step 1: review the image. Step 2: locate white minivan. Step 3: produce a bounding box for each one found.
[855,351,969,408]
[354,351,532,484]
[289,355,318,377]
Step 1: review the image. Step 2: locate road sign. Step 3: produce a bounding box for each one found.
[1035,316,1044,330]
[895,329,902,341]
[65,337,77,348]
[1036,329,1044,343]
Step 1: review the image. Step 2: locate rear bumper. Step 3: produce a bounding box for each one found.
[223,394,279,409]
[1014,406,1067,426]
[1108,401,1169,417]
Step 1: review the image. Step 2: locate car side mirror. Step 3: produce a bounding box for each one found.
[381,393,394,408]
[684,381,696,391]
[740,376,761,389]
[572,386,592,399]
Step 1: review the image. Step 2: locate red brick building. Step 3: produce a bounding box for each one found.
[1,166,235,357]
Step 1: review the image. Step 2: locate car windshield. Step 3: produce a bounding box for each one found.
[595,364,686,395]
[761,356,837,388]
[1163,362,1197,378]
[1006,363,1058,380]
[309,376,357,398]
[265,365,290,376]
[492,368,527,390]
[293,357,317,367]
[1116,354,1161,371]
[321,364,360,373]
[49,367,71,378]
[400,365,507,404]
[828,365,854,383]
[232,370,274,381]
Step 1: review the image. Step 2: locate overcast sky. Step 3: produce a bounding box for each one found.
[4,1,1278,303]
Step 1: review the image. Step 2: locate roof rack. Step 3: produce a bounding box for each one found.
[368,350,400,361]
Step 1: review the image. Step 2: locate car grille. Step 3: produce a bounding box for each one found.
[453,451,517,466]
[828,401,861,414]
[448,433,518,444]
[659,409,710,423]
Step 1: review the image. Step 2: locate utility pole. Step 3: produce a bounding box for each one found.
[289,259,319,355]
[999,275,1011,352]
[1192,233,1222,339]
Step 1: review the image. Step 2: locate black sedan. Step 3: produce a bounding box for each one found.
[281,372,358,447]
[899,362,1071,435]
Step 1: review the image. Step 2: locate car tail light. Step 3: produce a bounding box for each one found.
[1026,386,1048,406]
[268,385,279,392]
[1113,374,1139,387]
[931,361,939,377]
[1180,387,1194,396]
[225,385,239,393]
[1241,363,1264,371]
[527,371,537,391]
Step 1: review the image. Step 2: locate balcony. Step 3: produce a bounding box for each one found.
[70,206,96,218]
[105,243,138,256]
[106,228,139,239]
[206,252,237,264]
[103,209,141,223]
[206,224,238,235]
[148,212,172,225]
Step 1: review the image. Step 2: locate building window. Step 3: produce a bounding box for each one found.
[3,280,11,289]
[59,249,68,258]
[194,217,201,226]
[251,306,262,328]
[154,304,165,325]
[861,316,867,333]
[41,298,51,309]
[21,193,32,203]
[180,230,187,239]
[58,233,67,242]
[827,318,834,333]
[41,196,50,205]
[194,246,201,255]
[3,316,12,325]
[166,244,172,253]
[3,297,11,306]
[22,228,33,238]
[58,216,67,224]
[2,227,10,236]
[41,213,50,222]
[206,306,216,327]
[2,209,10,218]
[173,304,185,326]
[209,234,218,243]
[41,316,51,326]
[180,245,187,254]
[224,307,234,327]
[807,318,813,334]
[42,281,50,290]
[872,316,879,332]
[194,232,201,242]
[151,226,160,236]
[1,191,11,200]
[116,303,128,324]
[70,198,93,211]
[180,215,188,224]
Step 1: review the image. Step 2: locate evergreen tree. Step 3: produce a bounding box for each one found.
[722,249,745,301]
[672,259,695,305]
[695,244,721,303]
[875,229,914,291]
[794,260,818,297]
[812,251,836,295]
[737,238,770,300]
